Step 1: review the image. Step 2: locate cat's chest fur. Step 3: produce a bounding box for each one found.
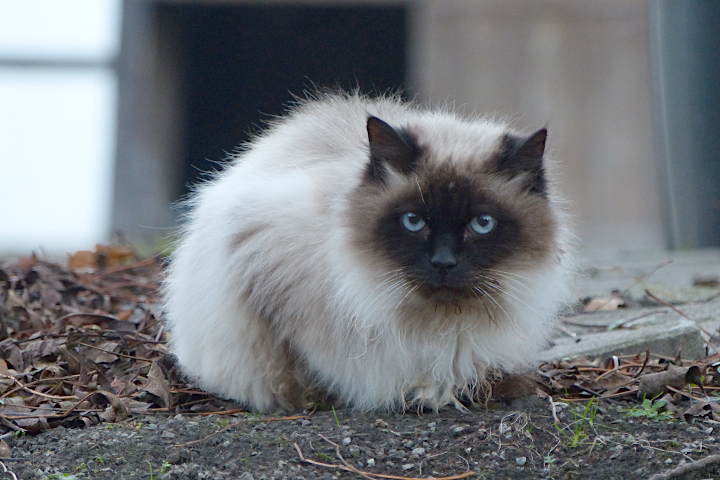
[163,92,575,412]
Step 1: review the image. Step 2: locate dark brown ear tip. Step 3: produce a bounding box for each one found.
[531,128,548,141]
[366,116,393,138]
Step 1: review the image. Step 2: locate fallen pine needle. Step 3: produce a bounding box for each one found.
[666,385,707,402]
[77,342,153,363]
[247,415,308,422]
[648,453,720,480]
[0,375,78,401]
[293,437,476,480]
[193,409,244,416]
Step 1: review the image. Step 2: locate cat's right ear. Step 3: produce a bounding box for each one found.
[366,116,418,181]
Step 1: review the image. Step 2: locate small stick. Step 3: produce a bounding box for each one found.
[666,385,707,402]
[644,289,720,355]
[77,342,153,363]
[0,375,77,401]
[0,460,17,480]
[318,434,376,479]
[648,453,720,480]
[634,349,651,378]
[548,395,560,424]
[294,440,476,480]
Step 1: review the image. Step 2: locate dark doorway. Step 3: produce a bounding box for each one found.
[157,4,407,196]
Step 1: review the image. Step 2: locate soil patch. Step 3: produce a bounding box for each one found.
[6,398,720,479]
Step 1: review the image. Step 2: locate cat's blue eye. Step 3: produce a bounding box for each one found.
[401,212,426,232]
[469,215,496,235]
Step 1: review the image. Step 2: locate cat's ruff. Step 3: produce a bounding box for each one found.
[163,92,575,412]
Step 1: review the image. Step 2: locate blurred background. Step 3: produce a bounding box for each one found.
[1,0,718,260]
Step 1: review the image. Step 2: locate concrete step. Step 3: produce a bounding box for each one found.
[541,249,720,362]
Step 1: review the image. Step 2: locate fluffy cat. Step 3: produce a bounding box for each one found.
[163,91,575,412]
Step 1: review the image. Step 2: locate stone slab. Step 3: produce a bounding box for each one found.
[541,316,706,362]
[540,250,720,362]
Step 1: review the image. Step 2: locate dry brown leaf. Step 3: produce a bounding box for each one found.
[92,390,129,423]
[0,439,11,458]
[121,397,152,413]
[584,296,624,312]
[683,401,720,422]
[68,251,97,271]
[141,361,171,408]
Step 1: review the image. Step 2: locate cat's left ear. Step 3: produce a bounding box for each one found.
[497,129,548,196]
[366,116,418,181]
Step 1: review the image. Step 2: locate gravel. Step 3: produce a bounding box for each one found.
[4,396,720,479]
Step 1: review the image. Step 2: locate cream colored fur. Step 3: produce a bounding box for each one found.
[163,92,575,412]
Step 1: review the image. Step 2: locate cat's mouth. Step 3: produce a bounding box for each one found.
[417,282,473,306]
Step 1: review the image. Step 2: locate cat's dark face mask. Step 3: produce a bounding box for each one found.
[351,116,557,310]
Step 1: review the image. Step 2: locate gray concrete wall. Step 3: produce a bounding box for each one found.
[113,0,666,256]
[409,0,664,256]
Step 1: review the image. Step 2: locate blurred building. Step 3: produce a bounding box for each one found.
[1,0,718,257]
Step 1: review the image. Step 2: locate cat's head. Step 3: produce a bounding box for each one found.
[350,115,559,312]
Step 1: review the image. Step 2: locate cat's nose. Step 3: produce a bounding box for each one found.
[431,246,458,273]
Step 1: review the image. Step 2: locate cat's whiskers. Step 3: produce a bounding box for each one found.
[471,285,513,328]
[360,274,415,324]
[474,273,536,314]
[484,268,536,297]
[391,283,420,316]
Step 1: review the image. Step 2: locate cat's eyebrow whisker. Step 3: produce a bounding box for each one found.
[414,175,429,215]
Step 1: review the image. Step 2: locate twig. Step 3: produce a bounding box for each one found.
[587,260,672,312]
[247,415,308,422]
[0,374,82,399]
[77,342,153,363]
[648,453,720,480]
[547,395,560,424]
[94,256,159,278]
[293,440,476,480]
[666,385,707,402]
[0,375,77,400]
[634,349,651,378]
[318,434,376,479]
[644,289,719,355]
[192,409,244,416]
[0,459,17,480]
[554,324,578,339]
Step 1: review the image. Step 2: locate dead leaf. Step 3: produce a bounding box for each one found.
[68,251,97,271]
[683,401,720,422]
[141,361,171,408]
[584,296,624,312]
[0,439,11,457]
[91,390,129,423]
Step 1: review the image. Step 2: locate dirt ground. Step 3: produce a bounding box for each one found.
[5,394,720,480]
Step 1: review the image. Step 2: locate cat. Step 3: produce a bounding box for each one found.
[162,90,575,413]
